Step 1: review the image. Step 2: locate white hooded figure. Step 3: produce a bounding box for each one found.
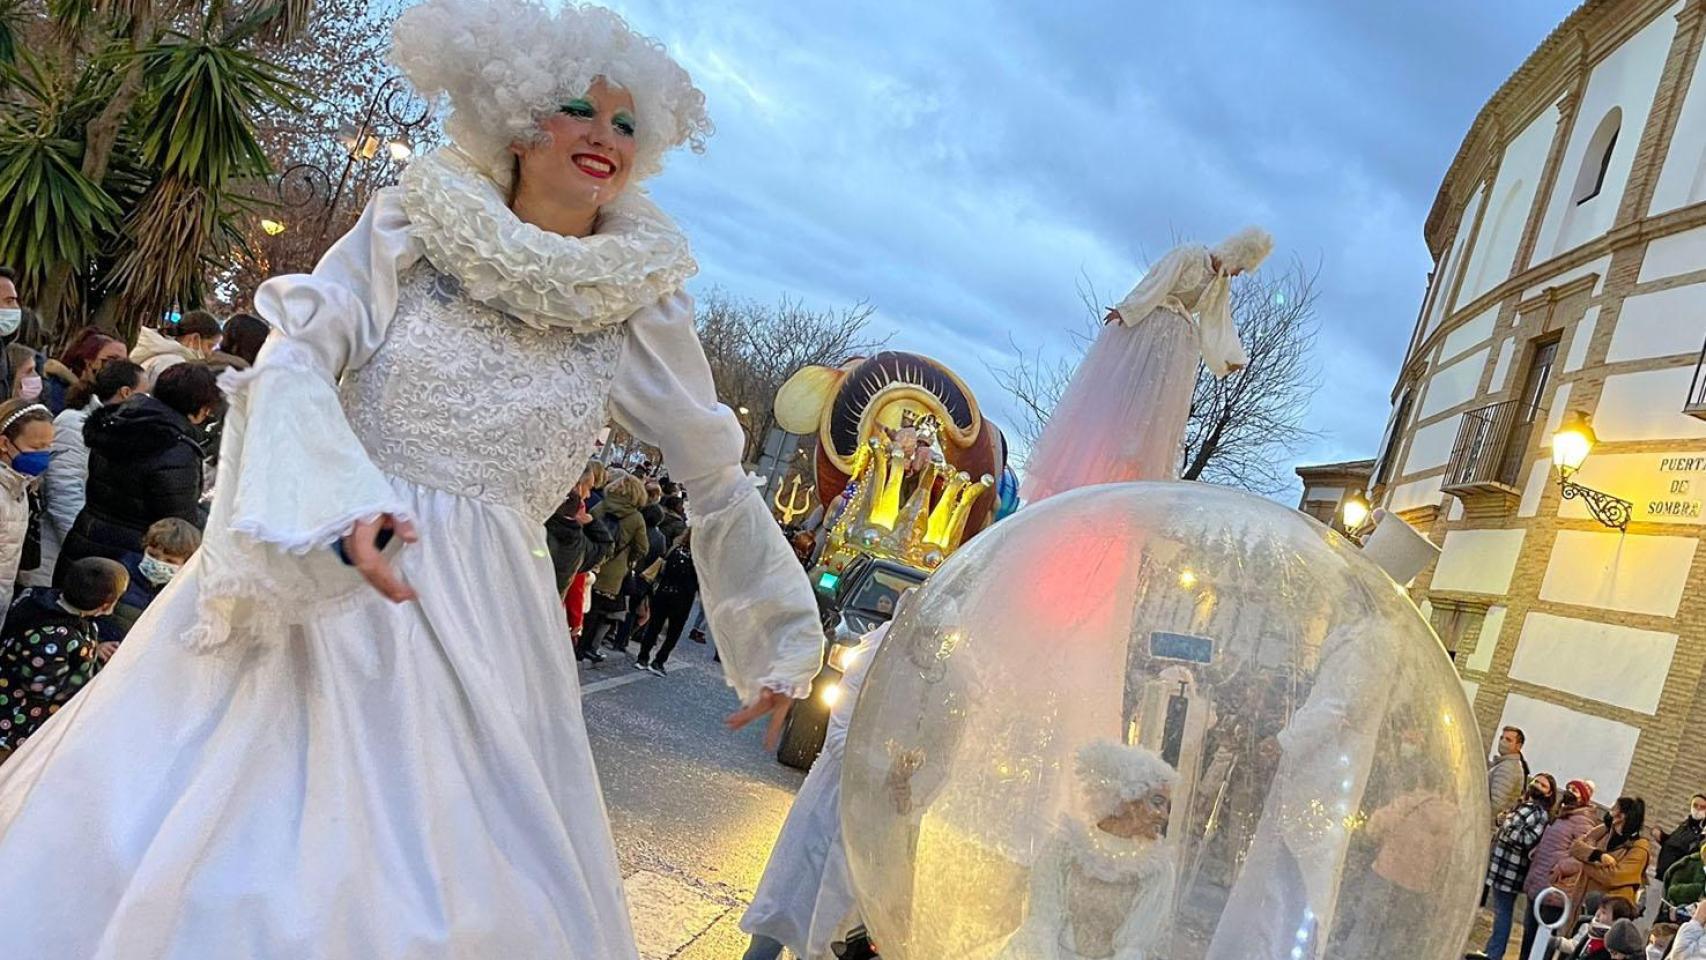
[994,740,1179,960]
[1019,227,1272,503]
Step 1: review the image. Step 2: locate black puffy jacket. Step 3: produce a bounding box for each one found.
[58,395,206,572]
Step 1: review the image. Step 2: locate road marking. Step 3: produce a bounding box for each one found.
[581,670,655,696]
[581,661,713,696]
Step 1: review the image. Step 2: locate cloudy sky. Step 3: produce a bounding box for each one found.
[603,0,1579,494]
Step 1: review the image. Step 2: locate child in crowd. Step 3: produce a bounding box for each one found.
[109,517,200,639]
[0,556,127,760]
[1675,902,1706,959]
[1560,896,1639,959]
[1650,921,1679,959]
[1596,918,1643,960]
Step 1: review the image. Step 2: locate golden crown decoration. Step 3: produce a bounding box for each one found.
[821,430,995,573]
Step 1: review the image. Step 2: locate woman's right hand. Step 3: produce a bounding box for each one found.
[342,514,419,603]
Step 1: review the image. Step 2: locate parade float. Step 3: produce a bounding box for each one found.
[768,351,1015,769]
[774,350,1015,579]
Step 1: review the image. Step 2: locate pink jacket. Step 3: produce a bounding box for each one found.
[1525,805,1599,901]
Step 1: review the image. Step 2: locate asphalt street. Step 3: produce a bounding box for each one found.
[580,641,806,960]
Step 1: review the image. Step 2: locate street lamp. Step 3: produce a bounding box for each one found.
[274,75,432,246]
[1340,489,1372,539]
[1552,410,1631,530]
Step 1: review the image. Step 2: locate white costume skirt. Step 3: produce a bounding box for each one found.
[0,481,636,959]
[1018,310,1199,504]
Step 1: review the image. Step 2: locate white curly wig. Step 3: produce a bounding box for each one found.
[390,0,712,186]
[1075,739,1176,821]
[1209,226,1274,275]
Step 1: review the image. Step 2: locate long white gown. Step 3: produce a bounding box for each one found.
[0,167,824,958]
[1018,245,1249,504]
[993,819,1176,960]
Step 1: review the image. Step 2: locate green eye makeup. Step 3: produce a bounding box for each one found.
[558,99,636,138]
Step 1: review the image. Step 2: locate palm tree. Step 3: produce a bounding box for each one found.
[0,0,307,343]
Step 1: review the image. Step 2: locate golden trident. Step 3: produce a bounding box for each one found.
[773,474,816,525]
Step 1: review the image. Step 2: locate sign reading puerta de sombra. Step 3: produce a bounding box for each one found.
[1563,451,1706,524]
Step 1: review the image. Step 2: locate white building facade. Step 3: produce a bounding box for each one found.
[1373,0,1706,816]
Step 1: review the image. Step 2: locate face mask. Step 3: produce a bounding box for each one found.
[18,374,41,401]
[1651,945,1668,960]
[1692,808,1706,822]
[9,449,51,476]
[138,553,180,586]
[0,309,19,337]
[1589,921,1610,938]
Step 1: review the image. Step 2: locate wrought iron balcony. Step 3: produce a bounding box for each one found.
[1441,399,1539,500]
[1687,334,1706,419]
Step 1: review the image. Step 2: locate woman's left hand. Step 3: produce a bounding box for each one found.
[726,688,793,751]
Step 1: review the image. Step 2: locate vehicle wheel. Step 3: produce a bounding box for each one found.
[776,698,830,770]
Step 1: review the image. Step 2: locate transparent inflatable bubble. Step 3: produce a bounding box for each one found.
[842,483,1486,960]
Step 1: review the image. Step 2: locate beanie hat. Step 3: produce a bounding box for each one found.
[1567,779,1594,806]
[1603,918,1642,956]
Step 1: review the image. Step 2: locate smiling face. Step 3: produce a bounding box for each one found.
[512,77,639,214]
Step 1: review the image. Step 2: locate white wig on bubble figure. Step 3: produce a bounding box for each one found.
[389,0,713,185]
[1075,739,1177,824]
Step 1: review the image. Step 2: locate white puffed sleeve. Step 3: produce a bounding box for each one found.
[608,291,824,705]
[1191,273,1250,378]
[189,189,422,649]
[1114,245,1248,379]
[1113,246,1197,327]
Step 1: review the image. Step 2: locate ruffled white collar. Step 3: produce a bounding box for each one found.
[1060,818,1175,883]
[399,148,697,333]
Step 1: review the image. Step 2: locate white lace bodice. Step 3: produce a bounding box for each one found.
[338,263,625,519]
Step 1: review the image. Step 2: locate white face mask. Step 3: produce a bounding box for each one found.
[1650,945,1667,960]
[0,308,20,337]
[18,374,41,401]
[138,554,181,586]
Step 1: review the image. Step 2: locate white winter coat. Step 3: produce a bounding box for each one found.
[0,465,33,607]
[130,327,200,385]
[28,399,98,588]
[1675,918,1706,959]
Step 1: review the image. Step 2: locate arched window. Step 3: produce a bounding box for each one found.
[1574,108,1622,205]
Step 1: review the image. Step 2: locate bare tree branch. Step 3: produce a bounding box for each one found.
[996,258,1322,496]
[694,288,889,460]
